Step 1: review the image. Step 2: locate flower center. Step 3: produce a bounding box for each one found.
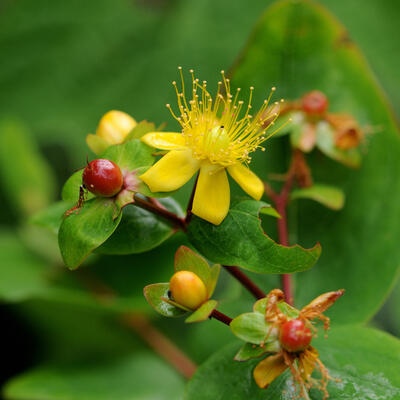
[167,68,285,167]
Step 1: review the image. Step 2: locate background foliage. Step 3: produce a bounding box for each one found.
[1,0,400,399]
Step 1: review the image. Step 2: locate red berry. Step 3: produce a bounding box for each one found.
[279,319,312,352]
[82,159,123,197]
[301,91,329,115]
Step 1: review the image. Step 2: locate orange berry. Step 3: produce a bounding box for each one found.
[169,271,208,310]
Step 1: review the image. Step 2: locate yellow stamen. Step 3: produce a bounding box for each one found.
[167,68,279,167]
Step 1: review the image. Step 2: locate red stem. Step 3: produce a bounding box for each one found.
[223,265,265,299]
[210,309,233,325]
[134,194,187,231]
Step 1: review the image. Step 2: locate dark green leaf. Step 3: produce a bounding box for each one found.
[143,283,187,318]
[98,197,182,255]
[4,353,184,400]
[231,0,400,323]
[0,119,55,217]
[185,300,218,323]
[291,184,345,211]
[58,198,122,269]
[185,326,400,399]
[187,199,320,274]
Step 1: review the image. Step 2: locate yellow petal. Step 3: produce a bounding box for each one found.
[192,163,230,225]
[227,163,264,200]
[298,346,319,380]
[141,132,186,150]
[96,110,136,144]
[253,354,288,389]
[140,149,200,192]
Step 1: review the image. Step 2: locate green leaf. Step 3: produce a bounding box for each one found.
[125,120,157,140]
[187,199,321,274]
[58,198,122,269]
[252,297,300,320]
[291,184,345,211]
[185,300,218,323]
[230,313,277,345]
[234,342,279,362]
[98,197,183,255]
[30,201,74,234]
[100,138,154,171]
[4,353,184,400]
[259,205,281,218]
[61,170,94,203]
[231,0,400,323]
[143,283,187,318]
[174,246,220,296]
[185,326,400,400]
[0,119,55,217]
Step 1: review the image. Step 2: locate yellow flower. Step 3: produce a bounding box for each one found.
[140,68,281,225]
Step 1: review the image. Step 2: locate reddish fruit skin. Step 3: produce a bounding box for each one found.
[301,90,329,115]
[82,159,123,197]
[279,319,312,352]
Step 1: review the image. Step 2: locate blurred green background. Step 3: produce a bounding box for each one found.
[1,0,399,399]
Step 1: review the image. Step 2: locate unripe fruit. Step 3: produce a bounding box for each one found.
[96,110,136,144]
[279,319,312,352]
[169,271,208,310]
[83,159,123,197]
[301,91,329,116]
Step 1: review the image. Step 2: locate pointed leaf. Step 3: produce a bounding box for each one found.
[125,120,157,140]
[291,184,345,211]
[187,199,321,274]
[98,198,183,255]
[58,198,122,269]
[231,0,400,323]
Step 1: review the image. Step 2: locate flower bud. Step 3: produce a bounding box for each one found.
[169,271,208,310]
[96,110,136,144]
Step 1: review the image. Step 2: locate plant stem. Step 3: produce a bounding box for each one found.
[223,265,265,299]
[210,309,233,325]
[124,313,197,379]
[133,194,187,231]
[264,150,311,305]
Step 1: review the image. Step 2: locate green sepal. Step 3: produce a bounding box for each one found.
[187,199,321,274]
[234,342,280,362]
[230,312,278,345]
[58,198,122,269]
[143,283,188,318]
[291,183,345,211]
[174,246,220,298]
[185,300,218,323]
[86,134,111,155]
[125,120,157,140]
